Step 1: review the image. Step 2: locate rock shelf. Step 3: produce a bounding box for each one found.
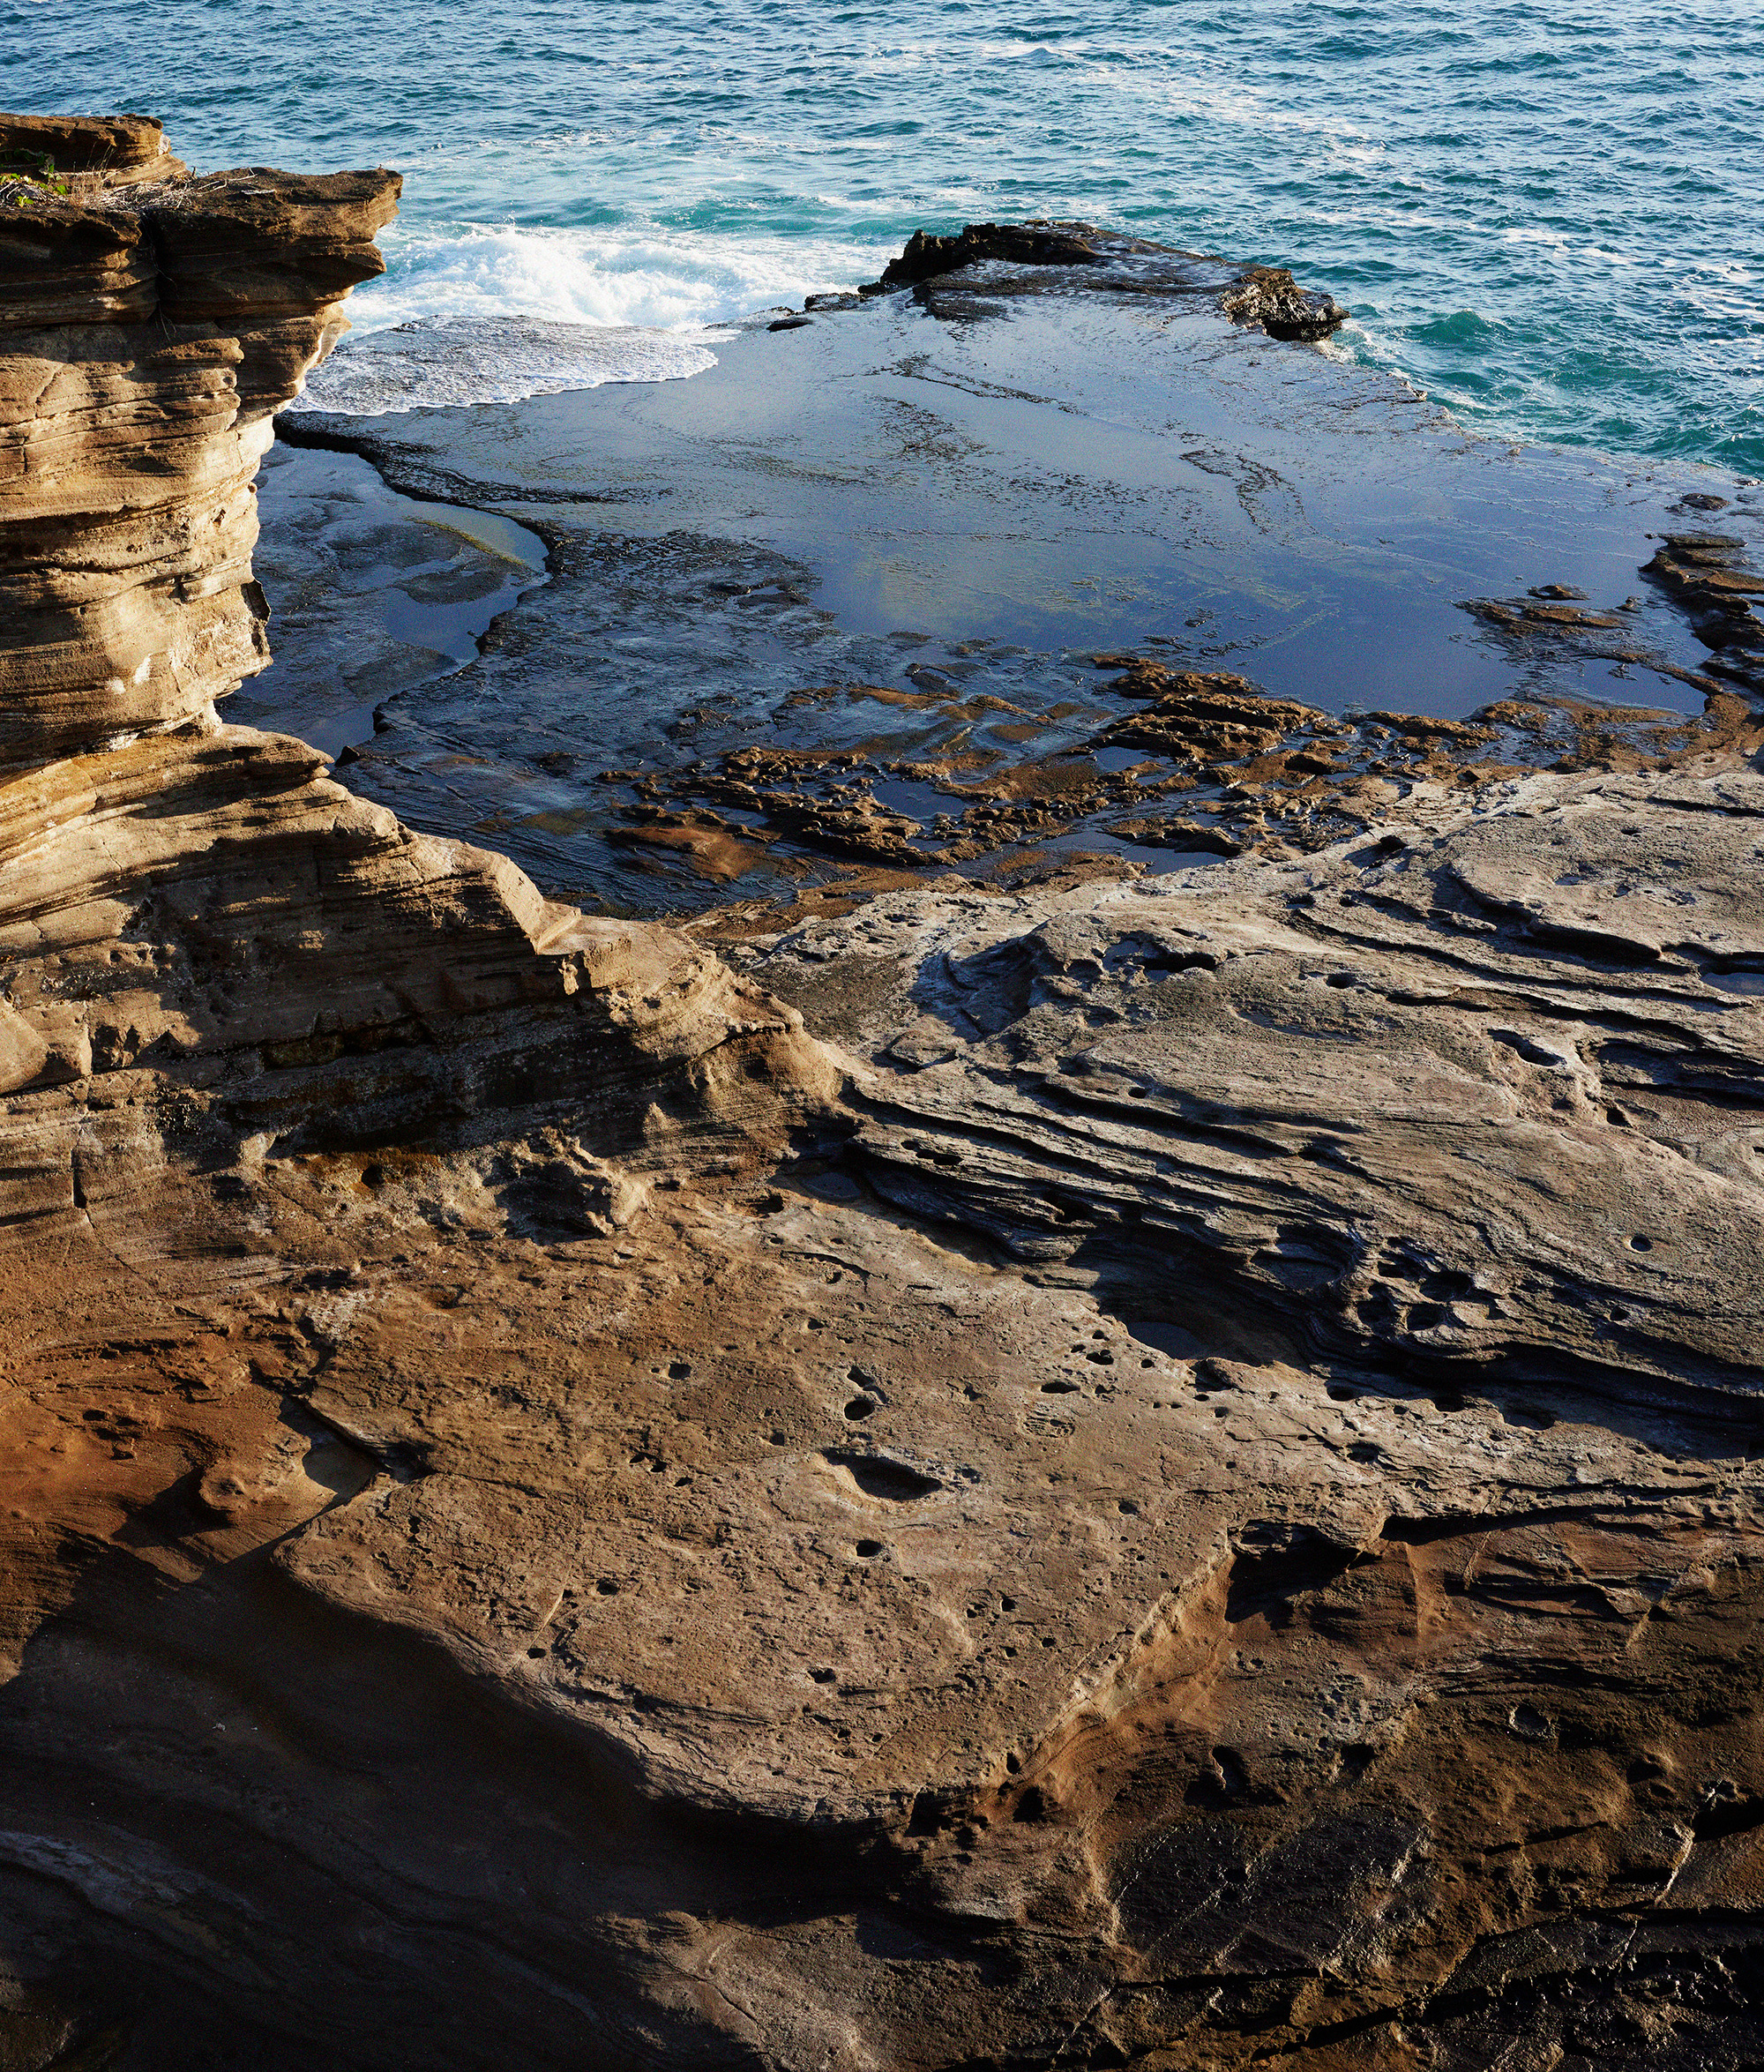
[0,117,1761,2072]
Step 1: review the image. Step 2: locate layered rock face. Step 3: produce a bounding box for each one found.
[0,117,823,1238]
[1,116,395,754]
[1,117,1761,2072]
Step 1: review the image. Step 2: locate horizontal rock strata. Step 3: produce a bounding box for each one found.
[0,112,188,193]
[771,765,1764,1402]
[0,116,1760,2072]
[1,130,397,753]
[0,118,827,1240]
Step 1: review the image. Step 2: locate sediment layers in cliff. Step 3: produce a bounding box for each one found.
[1,116,1761,2072]
[0,115,826,1241]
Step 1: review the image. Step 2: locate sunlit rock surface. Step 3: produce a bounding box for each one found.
[0,116,1761,2072]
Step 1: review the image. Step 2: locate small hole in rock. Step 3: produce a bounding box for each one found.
[855,1539,885,1559]
[527,1646,547,1659]
[1506,1403,1558,1432]
[1630,1233,1653,1252]
[668,1361,691,1380]
[826,1452,941,1500]
[596,1578,620,1596]
[844,1397,876,1420]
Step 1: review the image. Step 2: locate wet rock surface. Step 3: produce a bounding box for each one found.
[865,221,1346,342]
[3,124,1764,2072]
[273,221,1763,917]
[1643,532,1764,694]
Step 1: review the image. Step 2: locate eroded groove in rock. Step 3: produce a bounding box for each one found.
[745,765,1764,1407]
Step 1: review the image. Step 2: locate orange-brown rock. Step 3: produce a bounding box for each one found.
[1,113,1761,2072]
[1,124,395,757]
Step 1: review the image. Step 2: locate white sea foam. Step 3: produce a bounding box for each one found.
[295,314,722,415]
[297,220,888,413]
[351,221,882,335]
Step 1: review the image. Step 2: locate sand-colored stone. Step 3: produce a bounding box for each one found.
[0,116,1760,2072]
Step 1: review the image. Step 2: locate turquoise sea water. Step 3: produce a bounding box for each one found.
[6,1,1760,472]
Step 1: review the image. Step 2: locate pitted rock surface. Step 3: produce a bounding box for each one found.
[0,112,1761,2072]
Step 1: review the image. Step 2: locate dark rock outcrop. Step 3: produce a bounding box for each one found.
[871,218,1110,289]
[864,217,1348,339]
[1217,259,1349,340]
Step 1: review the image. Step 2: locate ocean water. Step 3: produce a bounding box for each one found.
[6,1,1760,468]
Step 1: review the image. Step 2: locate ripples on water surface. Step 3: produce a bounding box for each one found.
[7,1,1760,465]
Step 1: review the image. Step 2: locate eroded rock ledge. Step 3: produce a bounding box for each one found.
[0,115,828,1237]
[1,116,1761,2072]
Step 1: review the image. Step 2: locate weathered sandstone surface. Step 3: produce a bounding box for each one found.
[0,119,1760,2072]
[0,119,823,1205]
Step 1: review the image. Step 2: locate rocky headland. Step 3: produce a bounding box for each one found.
[1,116,1762,2072]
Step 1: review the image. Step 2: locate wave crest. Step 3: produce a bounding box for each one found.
[348,220,880,333]
[296,314,720,415]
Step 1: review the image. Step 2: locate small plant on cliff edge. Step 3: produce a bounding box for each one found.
[0,150,71,201]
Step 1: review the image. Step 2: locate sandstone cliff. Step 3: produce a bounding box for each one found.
[0,116,1761,2072]
[0,114,827,1241]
